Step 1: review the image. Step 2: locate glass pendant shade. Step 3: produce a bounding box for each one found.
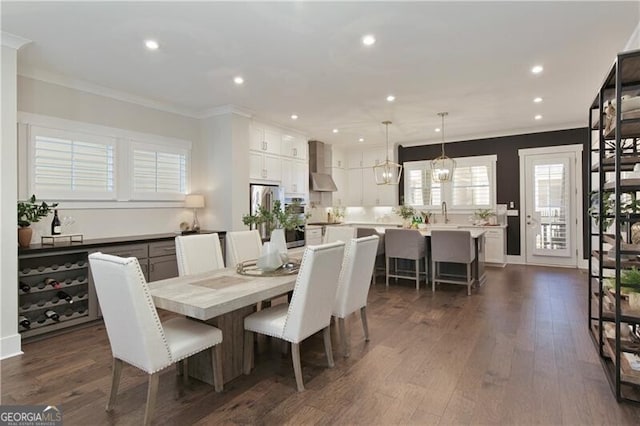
[431,112,456,183]
[373,121,403,185]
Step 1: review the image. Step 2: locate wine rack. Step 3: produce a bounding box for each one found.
[18,249,94,338]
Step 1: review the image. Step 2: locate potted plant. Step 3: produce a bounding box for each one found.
[18,195,58,248]
[331,206,345,223]
[393,204,416,228]
[621,268,640,309]
[473,208,496,225]
[242,200,308,254]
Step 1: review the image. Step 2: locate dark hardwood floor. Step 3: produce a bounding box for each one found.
[3,265,640,425]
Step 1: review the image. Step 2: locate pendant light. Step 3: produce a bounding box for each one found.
[431,112,456,183]
[373,120,403,185]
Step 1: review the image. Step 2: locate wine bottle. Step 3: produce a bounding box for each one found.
[51,209,61,235]
[19,281,31,293]
[44,277,61,289]
[44,309,59,322]
[18,315,31,329]
[56,291,73,304]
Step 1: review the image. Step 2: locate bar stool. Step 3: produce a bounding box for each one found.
[356,227,385,284]
[431,230,476,296]
[385,228,426,290]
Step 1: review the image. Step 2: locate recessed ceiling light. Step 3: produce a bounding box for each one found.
[531,65,544,74]
[233,76,244,85]
[291,114,298,120]
[358,137,364,142]
[534,114,543,120]
[144,40,159,50]
[435,128,441,132]
[533,97,543,103]
[386,95,395,102]
[362,34,376,46]
[332,128,339,134]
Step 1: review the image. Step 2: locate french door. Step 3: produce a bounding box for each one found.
[520,147,582,267]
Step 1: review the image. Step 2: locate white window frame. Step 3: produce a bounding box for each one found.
[19,112,192,209]
[28,125,118,201]
[403,160,441,209]
[129,140,190,201]
[403,154,497,213]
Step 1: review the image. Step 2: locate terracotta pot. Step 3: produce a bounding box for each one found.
[18,227,33,248]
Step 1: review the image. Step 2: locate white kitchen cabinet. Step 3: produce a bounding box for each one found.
[305,226,322,246]
[346,168,363,206]
[361,169,397,206]
[282,135,307,160]
[377,183,396,206]
[250,152,282,182]
[460,226,506,266]
[347,151,363,169]
[331,167,347,206]
[332,146,346,169]
[483,227,506,266]
[283,159,307,196]
[362,148,388,168]
[250,126,281,155]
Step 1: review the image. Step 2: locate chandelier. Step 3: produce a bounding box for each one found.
[431,112,456,183]
[373,121,403,185]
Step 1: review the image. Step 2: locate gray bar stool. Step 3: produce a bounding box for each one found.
[431,230,476,295]
[384,228,426,290]
[356,227,385,284]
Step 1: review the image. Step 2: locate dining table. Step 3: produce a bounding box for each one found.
[148,252,303,385]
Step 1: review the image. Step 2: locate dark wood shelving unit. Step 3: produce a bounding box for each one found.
[589,48,640,404]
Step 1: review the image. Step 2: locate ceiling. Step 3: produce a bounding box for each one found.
[2,1,639,147]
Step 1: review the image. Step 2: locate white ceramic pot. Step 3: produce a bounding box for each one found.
[270,228,288,255]
[257,242,283,271]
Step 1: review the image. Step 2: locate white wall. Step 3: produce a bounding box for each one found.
[1,45,22,359]
[624,21,640,51]
[17,77,203,239]
[198,112,250,233]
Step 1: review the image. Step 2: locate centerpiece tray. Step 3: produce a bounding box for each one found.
[236,259,301,277]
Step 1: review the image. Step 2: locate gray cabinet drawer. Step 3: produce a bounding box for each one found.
[96,243,148,259]
[149,240,176,257]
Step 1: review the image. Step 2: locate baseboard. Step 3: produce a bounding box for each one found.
[578,259,589,270]
[506,255,525,265]
[0,333,22,360]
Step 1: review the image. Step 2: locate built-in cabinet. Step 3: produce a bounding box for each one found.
[249,123,308,198]
[461,226,506,266]
[343,147,397,206]
[17,232,225,339]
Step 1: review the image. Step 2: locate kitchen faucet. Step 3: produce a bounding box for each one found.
[442,201,449,224]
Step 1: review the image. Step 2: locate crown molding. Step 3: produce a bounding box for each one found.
[198,104,253,119]
[18,66,201,118]
[1,32,31,49]
[397,121,586,148]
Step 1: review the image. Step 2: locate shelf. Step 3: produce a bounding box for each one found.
[603,178,640,192]
[596,290,640,324]
[19,311,91,338]
[18,262,87,277]
[19,278,88,295]
[19,293,89,314]
[592,250,640,268]
[604,118,640,140]
[592,155,640,172]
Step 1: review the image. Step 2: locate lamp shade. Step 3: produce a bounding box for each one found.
[184,194,205,209]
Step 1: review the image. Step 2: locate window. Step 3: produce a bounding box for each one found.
[403,155,496,211]
[30,126,116,200]
[130,142,188,200]
[23,115,192,206]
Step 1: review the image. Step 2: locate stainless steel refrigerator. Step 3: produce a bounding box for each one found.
[249,184,284,240]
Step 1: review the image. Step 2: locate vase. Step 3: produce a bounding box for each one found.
[270,229,288,256]
[629,292,640,310]
[18,227,33,248]
[257,242,283,272]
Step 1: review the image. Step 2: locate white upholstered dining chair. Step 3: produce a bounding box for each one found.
[243,241,345,391]
[431,230,476,296]
[175,233,225,276]
[226,230,262,268]
[323,225,356,244]
[88,253,223,426]
[333,235,379,357]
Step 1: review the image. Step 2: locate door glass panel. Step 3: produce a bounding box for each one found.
[533,163,568,251]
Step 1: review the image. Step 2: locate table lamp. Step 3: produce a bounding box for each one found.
[184,194,205,232]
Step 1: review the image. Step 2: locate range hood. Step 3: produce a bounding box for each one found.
[308,140,337,192]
